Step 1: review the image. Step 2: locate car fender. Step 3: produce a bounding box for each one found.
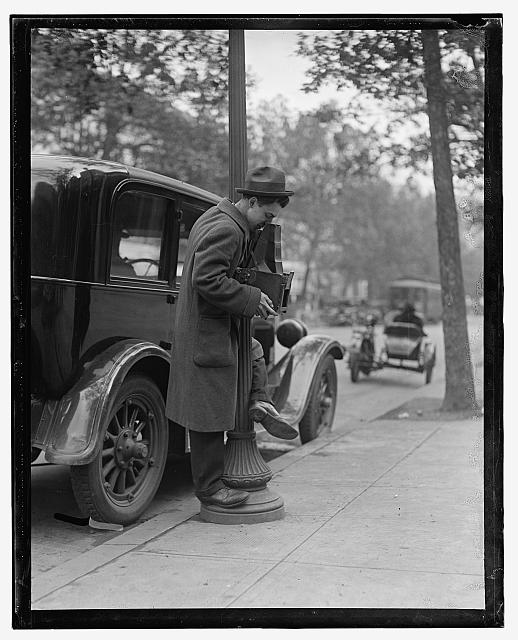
[270,334,345,427]
[36,340,170,465]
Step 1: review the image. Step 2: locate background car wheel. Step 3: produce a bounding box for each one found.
[299,355,338,444]
[70,375,168,525]
[350,356,360,382]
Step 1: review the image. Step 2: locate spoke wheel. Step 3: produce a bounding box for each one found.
[299,355,338,444]
[71,375,168,525]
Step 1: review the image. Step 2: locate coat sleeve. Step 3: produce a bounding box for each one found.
[192,222,261,317]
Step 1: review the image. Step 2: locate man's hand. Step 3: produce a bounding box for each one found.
[255,292,278,319]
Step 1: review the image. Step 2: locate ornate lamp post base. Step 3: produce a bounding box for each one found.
[199,487,284,525]
[199,430,285,524]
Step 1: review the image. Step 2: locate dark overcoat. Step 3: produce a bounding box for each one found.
[165,199,261,432]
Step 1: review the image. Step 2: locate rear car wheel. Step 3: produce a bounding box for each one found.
[299,355,337,444]
[70,375,168,525]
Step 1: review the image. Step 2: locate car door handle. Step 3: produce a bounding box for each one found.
[166,294,177,304]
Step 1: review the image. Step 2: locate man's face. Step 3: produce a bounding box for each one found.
[245,198,283,231]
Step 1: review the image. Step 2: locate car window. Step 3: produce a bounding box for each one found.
[111,190,169,281]
[176,199,213,281]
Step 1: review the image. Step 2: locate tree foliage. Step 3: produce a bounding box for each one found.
[31,27,482,322]
[296,28,482,410]
[248,100,439,300]
[297,29,484,179]
[31,28,231,193]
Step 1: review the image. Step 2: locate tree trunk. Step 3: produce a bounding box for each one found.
[101,111,121,160]
[420,29,478,411]
[300,228,321,301]
[300,260,312,302]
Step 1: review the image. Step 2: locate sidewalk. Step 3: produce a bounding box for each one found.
[32,410,484,610]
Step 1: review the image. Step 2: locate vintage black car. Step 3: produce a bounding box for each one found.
[31,155,344,525]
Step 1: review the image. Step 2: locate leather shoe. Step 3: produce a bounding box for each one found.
[199,487,249,508]
[249,400,298,440]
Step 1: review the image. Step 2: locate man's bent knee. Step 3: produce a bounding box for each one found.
[251,337,264,361]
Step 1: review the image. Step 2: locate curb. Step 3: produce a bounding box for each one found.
[32,498,199,604]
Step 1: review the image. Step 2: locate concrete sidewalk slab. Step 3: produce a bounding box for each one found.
[143,513,329,563]
[272,422,442,485]
[35,552,276,610]
[262,481,365,518]
[229,562,484,609]
[287,485,483,574]
[32,416,485,611]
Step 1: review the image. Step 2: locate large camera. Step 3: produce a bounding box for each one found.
[234,223,294,313]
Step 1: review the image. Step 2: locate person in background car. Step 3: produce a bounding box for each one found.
[393,302,426,333]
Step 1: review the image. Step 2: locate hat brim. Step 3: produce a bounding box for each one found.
[236,188,294,197]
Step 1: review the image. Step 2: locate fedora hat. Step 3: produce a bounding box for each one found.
[236,166,294,197]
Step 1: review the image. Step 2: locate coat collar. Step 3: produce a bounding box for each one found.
[216,198,250,242]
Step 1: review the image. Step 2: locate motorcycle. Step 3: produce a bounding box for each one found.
[348,314,380,382]
[348,316,436,384]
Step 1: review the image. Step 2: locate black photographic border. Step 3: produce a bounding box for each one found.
[11,13,503,629]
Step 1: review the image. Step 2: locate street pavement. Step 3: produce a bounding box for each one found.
[31,329,485,611]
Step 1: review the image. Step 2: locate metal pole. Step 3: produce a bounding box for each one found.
[227,28,256,449]
[200,29,284,524]
[228,29,247,203]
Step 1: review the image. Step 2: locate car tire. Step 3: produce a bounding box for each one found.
[70,375,168,525]
[299,355,337,444]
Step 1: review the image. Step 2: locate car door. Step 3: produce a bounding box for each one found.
[85,182,180,352]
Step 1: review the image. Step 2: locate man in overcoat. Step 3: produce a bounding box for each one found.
[166,166,297,509]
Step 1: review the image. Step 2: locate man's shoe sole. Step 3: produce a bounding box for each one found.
[250,408,299,440]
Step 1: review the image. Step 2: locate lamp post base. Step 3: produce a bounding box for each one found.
[199,487,284,524]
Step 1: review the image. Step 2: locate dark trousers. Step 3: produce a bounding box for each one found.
[190,345,270,497]
[250,341,270,403]
[189,430,226,498]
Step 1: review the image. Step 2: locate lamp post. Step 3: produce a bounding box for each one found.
[199,29,285,524]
